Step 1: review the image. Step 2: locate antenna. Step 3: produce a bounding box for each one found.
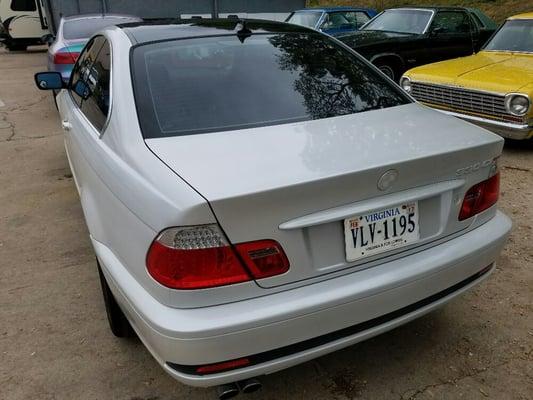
[235,19,252,43]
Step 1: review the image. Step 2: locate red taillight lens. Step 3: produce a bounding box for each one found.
[146,225,289,290]
[146,241,249,289]
[235,240,289,279]
[53,51,80,64]
[459,172,500,221]
[196,358,250,374]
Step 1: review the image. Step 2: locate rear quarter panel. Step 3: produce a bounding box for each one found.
[57,29,222,307]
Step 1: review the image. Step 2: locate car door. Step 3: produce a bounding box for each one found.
[57,35,109,201]
[426,10,476,63]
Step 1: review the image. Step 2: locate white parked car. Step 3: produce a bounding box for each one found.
[35,19,511,397]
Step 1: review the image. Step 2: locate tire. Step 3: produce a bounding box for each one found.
[375,62,396,81]
[97,260,134,338]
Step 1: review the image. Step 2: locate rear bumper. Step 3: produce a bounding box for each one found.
[94,211,511,387]
[437,109,533,140]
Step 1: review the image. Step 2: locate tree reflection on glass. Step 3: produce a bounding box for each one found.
[135,32,410,138]
[266,33,413,174]
[268,33,408,120]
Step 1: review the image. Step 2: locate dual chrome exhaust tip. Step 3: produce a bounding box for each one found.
[217,378,262,399]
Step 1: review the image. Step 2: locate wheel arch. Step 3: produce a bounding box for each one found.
[370,53,406,71]
[370,53,406,81]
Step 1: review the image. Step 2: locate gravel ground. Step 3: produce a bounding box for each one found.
[0,47,531,400]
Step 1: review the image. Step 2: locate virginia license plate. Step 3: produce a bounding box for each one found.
[344,202,420,262]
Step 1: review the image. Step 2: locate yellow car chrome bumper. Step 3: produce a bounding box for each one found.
[427,107,532,140]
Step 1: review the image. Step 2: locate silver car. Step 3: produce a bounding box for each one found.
[34,19,511,396]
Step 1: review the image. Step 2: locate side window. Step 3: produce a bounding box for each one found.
[353,12,370,28]
[467,13,481,34]
[69,36,105,107]
[320,14,331,29]
[10,0,36,12]
[431,11,471,34]
[79,39,111,132]
[322,12,352,30]
[470,13,484,29]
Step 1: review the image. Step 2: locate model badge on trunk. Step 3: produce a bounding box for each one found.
[378,169,399,191]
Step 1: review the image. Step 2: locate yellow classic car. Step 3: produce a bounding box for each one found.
[400,12,533,140]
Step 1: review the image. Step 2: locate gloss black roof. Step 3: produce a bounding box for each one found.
[119,18,315,44]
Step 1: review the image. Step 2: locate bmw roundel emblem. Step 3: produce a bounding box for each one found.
[378,169,399,191]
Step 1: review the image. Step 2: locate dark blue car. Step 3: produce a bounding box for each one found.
[286,7,378,36]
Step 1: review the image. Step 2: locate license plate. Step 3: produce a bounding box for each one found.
[344,202,419,262]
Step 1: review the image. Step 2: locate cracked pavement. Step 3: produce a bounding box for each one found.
[0,47,531,400]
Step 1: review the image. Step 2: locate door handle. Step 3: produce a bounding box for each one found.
[61,120,72,131]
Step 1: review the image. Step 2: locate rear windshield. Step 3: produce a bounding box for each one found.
[484,20,533,53]
[132,33,411,138]
[63,17,139,40]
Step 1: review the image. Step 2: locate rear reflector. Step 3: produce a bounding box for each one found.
[53,51,80,64]
[459,172,500,221]
[196,358,250,374]
[146,225,289,290]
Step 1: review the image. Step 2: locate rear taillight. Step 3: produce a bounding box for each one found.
[146,225,289,290]
[459,172,500,221]
[53,51,80,64]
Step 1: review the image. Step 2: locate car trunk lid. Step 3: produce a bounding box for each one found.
[145,104,503,288]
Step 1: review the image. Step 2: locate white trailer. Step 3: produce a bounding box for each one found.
[0,0,49,50]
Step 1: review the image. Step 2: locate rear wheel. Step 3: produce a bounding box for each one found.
[97,260,134,338]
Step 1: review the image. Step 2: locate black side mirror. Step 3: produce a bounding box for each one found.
[34,72,64,90]
[73,80,92,100]
[41,33,54,45]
